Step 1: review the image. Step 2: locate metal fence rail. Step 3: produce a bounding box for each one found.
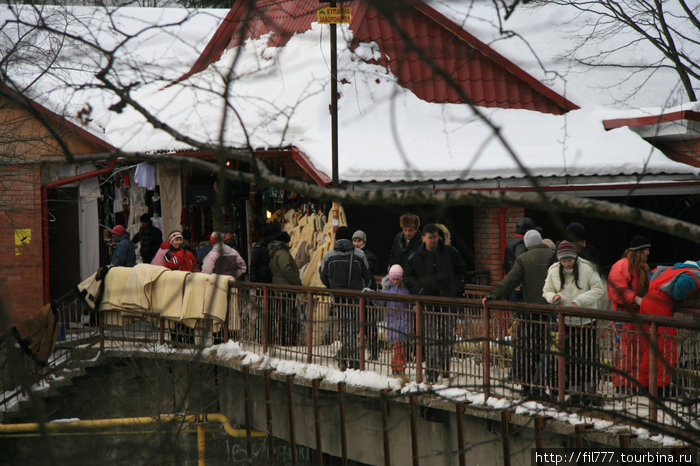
[16,281,699,434]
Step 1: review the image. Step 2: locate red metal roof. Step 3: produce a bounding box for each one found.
[603,110,700,130]
[181,0,579,114]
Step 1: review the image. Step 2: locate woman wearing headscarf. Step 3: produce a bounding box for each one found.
[606,235,651,390]
[542,240,604,403]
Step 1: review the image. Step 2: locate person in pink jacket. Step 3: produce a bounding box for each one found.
[606,235,650,390]
[202,231,247,278]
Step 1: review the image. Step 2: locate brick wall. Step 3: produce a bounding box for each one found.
[473,206,524,285]
[0,164,44,325]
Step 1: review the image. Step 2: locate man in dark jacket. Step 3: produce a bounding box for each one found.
[404,224,468,383]
[111,225,136,267]
[132,213,162,264]
[249,222,281,284]
[353,229,380,359]
[320,226,371,370]
[387,213,422,271]
[484,229,554,397]
[503,217,536,275]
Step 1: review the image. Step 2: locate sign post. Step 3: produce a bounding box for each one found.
[317,1,351,186]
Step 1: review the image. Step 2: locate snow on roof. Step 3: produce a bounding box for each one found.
[104,22,698,183]
[426,0,699,111]
[2,4,697,184]
[0,5,227,138]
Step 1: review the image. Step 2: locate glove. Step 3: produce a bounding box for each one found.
[634,296,643,307]
[362,287,374,293]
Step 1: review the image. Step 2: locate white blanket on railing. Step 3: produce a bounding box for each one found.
[95,266,235,330]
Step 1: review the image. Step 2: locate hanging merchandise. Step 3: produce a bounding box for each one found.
[134,162,157,190]
[279,203,347,345]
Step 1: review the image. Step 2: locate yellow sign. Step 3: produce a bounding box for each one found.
[317,7,351,24]
[14,229,31,256]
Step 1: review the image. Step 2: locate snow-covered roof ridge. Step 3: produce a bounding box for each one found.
[104,21,699,183]
[2,4,697,184]
[425,0,699,111]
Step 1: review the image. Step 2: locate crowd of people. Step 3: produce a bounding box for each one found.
[484,218,699,402]
[106,211,700,395]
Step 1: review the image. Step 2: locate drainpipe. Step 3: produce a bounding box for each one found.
[498,206,508,279]
[41,161,117,304]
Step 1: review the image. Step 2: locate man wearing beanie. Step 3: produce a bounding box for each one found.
[132,213,162,264]
[111,224,136,267]
[484,229,554,397]
[565,222,601,273]
[320,226,371,370]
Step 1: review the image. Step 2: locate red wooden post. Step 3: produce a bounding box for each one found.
[263,287,269,353]
[415,301,423,384]
[306,291,314,364]
[359,296,366,371]
[557,313,566,403]
[649,322,658,423]
[483,300,491,400]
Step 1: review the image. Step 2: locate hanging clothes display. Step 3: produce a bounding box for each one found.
[280,204,348,345]
[134,162,157,190]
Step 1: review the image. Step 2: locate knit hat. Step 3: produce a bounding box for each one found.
[169,231,183,242]
[278,231,291,243]
[209,231,221,244]
[523,229,543,248]
[221,225,234,234]
[566,222,586,242]
[515,217,536,235]
[139,213,151,223]
[335,226,352,241]
[556,240,578,261]
[542,238,556,250]
[389,264,403,280]
[262,222,282,242]
[628,235,651,251]
[112,225,126,237]
[352,230,367,243]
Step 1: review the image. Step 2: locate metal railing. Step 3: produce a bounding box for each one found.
[11,281,699,433]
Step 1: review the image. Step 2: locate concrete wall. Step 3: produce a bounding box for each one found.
[3,351,656,466]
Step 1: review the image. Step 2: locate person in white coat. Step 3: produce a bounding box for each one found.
[541,240,604,404]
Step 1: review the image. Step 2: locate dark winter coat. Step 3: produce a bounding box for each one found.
[387,231,422,271]
[319,239,371,290]
[132,224,162,264]
[404,243,468,298]
[113,234,137,267]
[489,244,554,304]
[503,235,527,274]
[361,247,379,287]
[269,241,302,286]
[249,241,272,283]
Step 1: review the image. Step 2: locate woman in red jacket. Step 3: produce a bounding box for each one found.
[606,235,650,390]
[162,231,199,272]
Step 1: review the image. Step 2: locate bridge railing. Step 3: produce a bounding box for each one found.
[42,279,700,429]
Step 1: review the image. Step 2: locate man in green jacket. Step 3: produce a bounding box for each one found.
[268,231,302,345]
[483,229,554,397]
